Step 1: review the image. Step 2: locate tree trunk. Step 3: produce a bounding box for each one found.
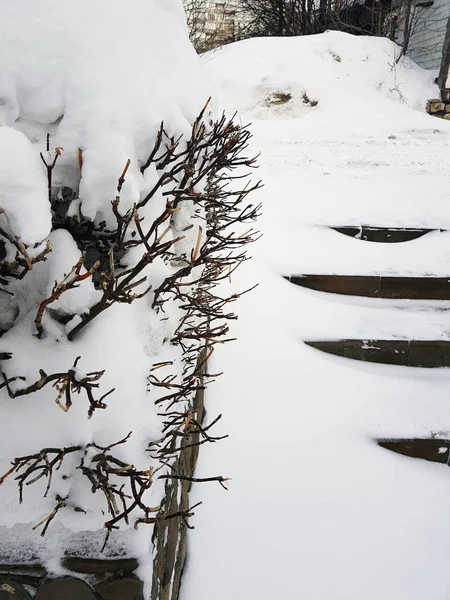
[438,15,450,100]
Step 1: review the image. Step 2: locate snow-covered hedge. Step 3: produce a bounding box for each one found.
[0,1,260,591]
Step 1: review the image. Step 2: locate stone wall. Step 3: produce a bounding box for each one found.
[426,98,450,118]
[0,559,143,599]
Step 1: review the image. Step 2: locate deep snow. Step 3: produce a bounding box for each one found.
[0,0,213,589]
[0,0,212,223]
[182,33,450,600]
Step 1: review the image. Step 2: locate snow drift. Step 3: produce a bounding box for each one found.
[0,0,212,222]
[182,32,450,600]
[203,31,438,117]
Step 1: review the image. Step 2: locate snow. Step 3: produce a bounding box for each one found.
[3,4,450,595]
[203,32,437,117]
[0,0,212,223]
[182,33,450,600]
[0,0,213,589]
[0,127,51,245]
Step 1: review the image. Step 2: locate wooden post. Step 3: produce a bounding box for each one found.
[438,15,450,101]
[151,351,207,600]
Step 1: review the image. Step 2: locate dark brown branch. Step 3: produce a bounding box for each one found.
[0,356,112,418]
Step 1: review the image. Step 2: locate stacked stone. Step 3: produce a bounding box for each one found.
[0,559,143,599]
[427,98,450,119]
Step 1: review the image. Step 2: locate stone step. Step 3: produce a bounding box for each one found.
[377,438,450,464]
[331,226,438,243]
[287,275,450,300]
[305,339,450,367]
[61,557,138,575]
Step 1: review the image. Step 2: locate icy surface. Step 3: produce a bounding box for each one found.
[182,34,450,600]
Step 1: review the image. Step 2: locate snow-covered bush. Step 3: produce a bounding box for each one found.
[0,0,260,578]
[0,101,260,544]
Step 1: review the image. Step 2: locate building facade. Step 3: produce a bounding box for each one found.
[408,0,450,68]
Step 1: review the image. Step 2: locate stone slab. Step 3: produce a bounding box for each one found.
[0,565,46,585]
[35,577,96,600]
[378,438,450,464]
[305,339,450,368]
[331,226,435,243]
[287,275,450,300]
[94,577,144,600]
[61,557,138,575]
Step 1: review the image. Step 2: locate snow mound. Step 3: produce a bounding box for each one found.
[0,0,212,223]
[0,127,51,245]
[203,31,438,117]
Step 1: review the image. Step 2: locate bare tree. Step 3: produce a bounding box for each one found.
[238,0,399,39]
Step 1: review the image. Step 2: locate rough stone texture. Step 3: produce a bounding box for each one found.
[0,581,32,599]
[62,557,138,575]
[0,565,47,586]
[427,99,445,113]
[444,113,450,120]
[35,577,97,600]
[151,353,206,600]
[426,98,450,117]
[94,576,144,600]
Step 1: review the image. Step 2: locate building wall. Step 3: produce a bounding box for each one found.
[408,0,450,69]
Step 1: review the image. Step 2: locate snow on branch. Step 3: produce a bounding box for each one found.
[0,355,113,418]
[0,431,200,550]
[0,101,260,550]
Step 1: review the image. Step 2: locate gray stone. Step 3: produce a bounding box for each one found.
[427,99,444,113]
[94,577,144,600]
[62,557,138,575]
[288,274,450,300]
[35,577,96,600]
[0,581,32,599]
[0,565,47,585]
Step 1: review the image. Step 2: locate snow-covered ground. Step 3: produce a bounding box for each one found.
[182,33,450,600]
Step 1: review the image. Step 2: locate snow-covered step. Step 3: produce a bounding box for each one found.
[378,438,450,464]
[287,275,450,299]
[331,226,439,243]
[306,339,450,367]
